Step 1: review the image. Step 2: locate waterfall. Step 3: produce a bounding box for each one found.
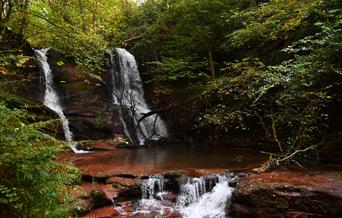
[133,173,236,217]
[108,48,168,145]
[34,48,87,153]
[179,175,235,218]
[141,174,165,199]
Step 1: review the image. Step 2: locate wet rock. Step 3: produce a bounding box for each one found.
[74,198,93,216]
[46,50,125,140]
[106,177,141,188]
[77,139,123,151]
[81,183,118,200]
[90,189,113,209]
[81,206,119,218]
[163,170,187,193]
[114,185,142,202]
[161,208,181,217]
[158,192,178,202]
[228,178,238,188]
[229,171,342,218]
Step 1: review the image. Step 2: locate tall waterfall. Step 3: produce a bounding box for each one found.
[109,48,168,145]
[34,48,85,153]
[34,48,73,141]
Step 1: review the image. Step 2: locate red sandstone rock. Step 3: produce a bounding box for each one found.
[106,177,141,187]
[230,171,342,218]
[81,206,119,218]
[80,183,118,200]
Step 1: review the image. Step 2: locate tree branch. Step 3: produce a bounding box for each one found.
[123,34,144,43]
[270,104,283,152]
[276,144,316,165]
[138,95,200,123]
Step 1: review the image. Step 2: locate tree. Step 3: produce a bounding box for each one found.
[0,0,13,34]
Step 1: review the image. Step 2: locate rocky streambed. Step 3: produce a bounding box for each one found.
[59,141,342,218]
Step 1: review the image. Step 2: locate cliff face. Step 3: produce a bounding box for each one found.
[45,50,124,140]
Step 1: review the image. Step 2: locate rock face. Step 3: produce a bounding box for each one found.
[229,171,342,218]
[46,51,124,140]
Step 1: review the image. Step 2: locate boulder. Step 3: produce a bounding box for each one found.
[90,189,113,209]
[229,171,342,218]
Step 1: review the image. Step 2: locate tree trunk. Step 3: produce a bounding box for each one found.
[79,0,86,33]
[18,0,30,36]
[207,45,215,78]
[0,0,13,35]
[92,0,96,32]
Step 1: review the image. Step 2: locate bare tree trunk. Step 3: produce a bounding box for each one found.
[207,45,215,78]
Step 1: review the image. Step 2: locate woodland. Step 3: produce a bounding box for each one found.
[0,0,341,217]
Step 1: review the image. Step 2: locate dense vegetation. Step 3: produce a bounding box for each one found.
[126,0,341,165]
[0,93,80,217]
[0,0,341,215]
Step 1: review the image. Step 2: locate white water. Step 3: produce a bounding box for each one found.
[109,48,168,145]
[141,174,165,199]
[180,176,234,218]
[34,48,88,153]
[132,173,236,217]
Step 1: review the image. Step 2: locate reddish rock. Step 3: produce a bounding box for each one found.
[73,197,93,216]
[90,189,112,209]
[81,206,119,218]
[46,50,124,140]
[80,183,118,200]
[161,209,181,217]
[186,168,227,177]
[115,185,141,202]
[230,171,342,218]
[106,177,141,188]
[77,138,127,151]
[115,201,136,215]
[158,192,178,202]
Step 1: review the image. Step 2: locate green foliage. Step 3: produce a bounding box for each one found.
[125,0,341,164]
[225,0,318,49]
[127,0,237,78]
[0,100,80,217]
[196,3,341,161]
[149,58,209,82]
[4,0,137,74]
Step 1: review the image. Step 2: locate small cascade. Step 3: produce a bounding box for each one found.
[34,48,87,153]
[177,177,209,207]
[179,175,235,218]
[108,48,168,145]
[141,174,165,199]
[135,174,170,215]
[121,173,236,217]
